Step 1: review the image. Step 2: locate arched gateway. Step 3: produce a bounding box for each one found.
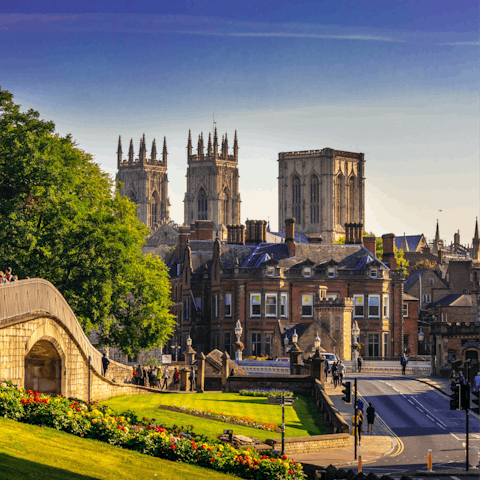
[25,340,62,395]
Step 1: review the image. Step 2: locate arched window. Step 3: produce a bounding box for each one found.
[335,174,344,226]
[198,188,208,220]
[310,175,319,224]
[222,188,230,225]
[151,190,160,228]
[348,177,355,222]
[292,176,301,223]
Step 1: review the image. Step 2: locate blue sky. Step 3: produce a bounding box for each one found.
[1,1,478,244]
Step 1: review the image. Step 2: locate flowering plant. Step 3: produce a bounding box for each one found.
[0,382,305,479]
[239,388,294,398]
[159,404,280,432]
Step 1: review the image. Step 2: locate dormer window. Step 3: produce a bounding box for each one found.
[267,266,275,277]
[328,268,335,278]
[370,269,377,278]
[303,267,312,278]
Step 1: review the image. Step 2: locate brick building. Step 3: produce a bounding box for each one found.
[404,269,449,312]
[165,219,406,360]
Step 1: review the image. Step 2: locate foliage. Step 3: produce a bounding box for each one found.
[395,247,409,276]
[407,259,437,276]
[159,405,280,432]
[0,383,306,480]
[0,88,174,355]
[239,389,293,398]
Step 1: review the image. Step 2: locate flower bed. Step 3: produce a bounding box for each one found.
[239,389,294,398]
[0,382,305,479]
[159,404,280,433]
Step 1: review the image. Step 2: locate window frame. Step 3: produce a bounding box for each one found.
[225,293,232,317]
[267,266,275,277]
[303,267,312,278]
[251,332,262,355]
[250,293,261,317]
[280,293,288,318]
[370,268,378,278]
[302,294,313,317]
[422,294,431,303]
[265,293,277,317]
[328,268,336,278]
[353,294,364,318]
[383,294,389,318]
[368,294,380,318]
[402,303,409,317]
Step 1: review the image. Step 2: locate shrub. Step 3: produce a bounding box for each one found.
[239,389,294,398]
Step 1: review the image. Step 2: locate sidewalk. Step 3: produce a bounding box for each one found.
[294,380,396,468]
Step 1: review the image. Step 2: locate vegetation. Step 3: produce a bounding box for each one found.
[0,87,174,355]
[0,417,238,480]
[105,393,326,440]
[407,258,437,276]
[394,247,409,276]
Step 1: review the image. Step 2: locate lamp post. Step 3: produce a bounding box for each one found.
[352,321,360,372]
[234,319,243,361]
[283,334,289,357]
[292,329,298,345]
[172,342,181,362]
[314,332,321,354]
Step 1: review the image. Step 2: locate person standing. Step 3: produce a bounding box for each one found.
[338,361,345,384]
[162,365,170,390]
[357,356,362,373]
[189,368,196,391]
[324,359,329,381]
[173,367,180,391]
[332,363,340,388]
[101,354,110,376]
[401,354,408,375]
[357,410,364,445]
[366,402,375,433]
[135,364,144,386]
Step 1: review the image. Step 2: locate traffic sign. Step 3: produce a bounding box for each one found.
[267,397,283,405]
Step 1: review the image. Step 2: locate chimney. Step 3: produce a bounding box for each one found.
[286,218,296,257]
[193,220,214,241]
[363,235,376,256]
[382,233,396,268]
[261,220,267,243]
[227,225,233,244]
[344,223,352,244]
[178,226,190,256]
[423,245,431,255]
[438,248,443,264]
[240,224,245,245]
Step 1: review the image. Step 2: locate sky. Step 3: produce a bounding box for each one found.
[1,1,479,245]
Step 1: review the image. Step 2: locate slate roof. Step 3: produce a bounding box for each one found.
[403,293,419,301]
[395,235,423,252]
[269,231,309,244]
[404,270,429,291]
[428,294,472,308]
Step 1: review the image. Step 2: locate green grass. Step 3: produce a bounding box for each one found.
[0,417,239,480]
[104,393,327,442]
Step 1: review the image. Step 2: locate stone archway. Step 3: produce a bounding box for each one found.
[25,340,62,395]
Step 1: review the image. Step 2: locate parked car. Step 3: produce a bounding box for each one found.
[275,357,290,362]
[322,353,340,371]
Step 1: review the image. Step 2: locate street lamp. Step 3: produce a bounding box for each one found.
[172,342,181,362]
[418,328,425,343]
[314,332,321,352]
[186,335,192,347]
[283,334,289,356]
[292,329,298,345]
[235,319,243,361]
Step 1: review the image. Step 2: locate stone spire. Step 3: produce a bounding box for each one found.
[150,139,157,161]
[162,136,168,165]
[128,138,134,162]
[117,136,122,168]
[207,132,213,157]
[432,219,440,255]
[213,127,218,158]
[139,134,147,164]
[224,132,229,157]
[473,217,479,260]
[401,233,409,252]
[187,129,192,157]
[221,134,225,157]
[233,130,239,160]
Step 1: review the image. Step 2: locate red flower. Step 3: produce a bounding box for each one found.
[282,454,288,460]
[171,444,176,450]
[270,458,275,462]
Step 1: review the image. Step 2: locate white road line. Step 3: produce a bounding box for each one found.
[410,396,447,426]
[450,433,461,441]
[427,414,435,422]
[416,406,424,412]
[436,422,446,429]
[451,476,461,480]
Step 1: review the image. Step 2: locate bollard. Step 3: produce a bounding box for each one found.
[427,449,432,472]
[358,455,362,473]
[469,446,479,469]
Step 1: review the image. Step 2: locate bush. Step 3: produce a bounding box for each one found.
[239,389,294,398]
[0,382,305,480]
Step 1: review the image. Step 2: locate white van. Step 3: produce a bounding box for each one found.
[322,353,340,371]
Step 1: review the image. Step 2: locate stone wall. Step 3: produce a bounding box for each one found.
[266,433,350,456]
[312,380,350,434]
[226,375,314,395]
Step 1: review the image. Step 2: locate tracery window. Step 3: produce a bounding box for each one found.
[310,176,319,224]
[198,188,208,220]
[292,176,301,223]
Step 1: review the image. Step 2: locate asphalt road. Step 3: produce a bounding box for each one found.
[354,375,480,476]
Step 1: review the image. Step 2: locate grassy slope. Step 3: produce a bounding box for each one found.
[104,393,326,442]
[0,417,239,480]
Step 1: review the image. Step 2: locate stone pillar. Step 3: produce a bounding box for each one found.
[312,352,326,387]
[221,351,230,391]
[196,352,205,393]
[185,345,197,366]
[289,343,303,375]
[180,368,188,391]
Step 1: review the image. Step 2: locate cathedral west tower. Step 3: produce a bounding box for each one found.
[184,128,241,240]
[116,134,170,232]
[278,148,365,244]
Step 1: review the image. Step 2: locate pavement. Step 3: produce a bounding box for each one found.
[295,374,478,477]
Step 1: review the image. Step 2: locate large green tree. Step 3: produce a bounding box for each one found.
[0,88,174,355]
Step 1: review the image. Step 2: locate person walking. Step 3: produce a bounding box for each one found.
[162,365,170,390]
[357,356,362,373]
[135,364,144,386]
[173,367,180,391]
[338,361,345,384]
[366,402,375,433]
[324,359,329,381]
[189,368,196,391]
[132,365,137,384]
[401,354,408,375]
[101,353,110,376]
[332,363,340,388]
[357,410,364,445]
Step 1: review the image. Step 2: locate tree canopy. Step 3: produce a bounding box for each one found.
[0,87,174,355]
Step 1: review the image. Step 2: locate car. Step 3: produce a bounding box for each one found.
[275,357,290,362]
[322,353,340,371]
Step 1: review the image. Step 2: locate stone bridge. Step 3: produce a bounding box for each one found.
[0,278,148,401]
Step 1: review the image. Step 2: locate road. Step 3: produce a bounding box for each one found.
[354,375,480,476]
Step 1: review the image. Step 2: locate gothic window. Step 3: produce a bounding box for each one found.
[348,176,355,222]
[197,187,208,220]
[150,190,160,228]
[310,175,319,224]
[292,176,301,223]
[335,173,345,226]
[222,188,230,225]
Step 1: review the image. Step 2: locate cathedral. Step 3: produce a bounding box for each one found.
[277,148,365,244]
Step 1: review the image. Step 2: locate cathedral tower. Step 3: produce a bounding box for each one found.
[184,129,241,240]
[278,148,365,244]
[116,134,170,232]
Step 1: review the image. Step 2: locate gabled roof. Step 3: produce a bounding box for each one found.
[403,293,419,301]
[428,294,472,308]
[395,235,425,253]
[270,230,309,244]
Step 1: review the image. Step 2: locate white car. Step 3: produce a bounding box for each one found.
[322,353,340,371]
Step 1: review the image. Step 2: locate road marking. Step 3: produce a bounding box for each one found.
[411,396,447,426]
[451,476,461,480]
[416,406,424,412]
[436,422,446,429]
[450,433,461,441]
[427,414,435,422]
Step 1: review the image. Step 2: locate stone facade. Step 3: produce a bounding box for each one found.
[278,148,365,244]
[184,129,241,240]
[116,134,170,232]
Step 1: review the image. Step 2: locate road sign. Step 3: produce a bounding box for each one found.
[267,397,283,405]
[283,396,295,405]
[161,354,172,364]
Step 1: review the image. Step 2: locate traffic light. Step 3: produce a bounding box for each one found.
[450,383,460,410]
[471,390,479,415]
[461,383,471,410]
[342,381,351,403]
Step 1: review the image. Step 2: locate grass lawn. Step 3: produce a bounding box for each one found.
[0,417,239,480]
[104,393,326,442]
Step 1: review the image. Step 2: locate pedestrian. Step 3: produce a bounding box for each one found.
[142,366,148,386]
[474,372,480,392]
[189,368,196,391]
[132,365,137,384]
[101,353,110,376]
[324,359,329,380]
[149,366,158,388]
[162,365,170,390]
[366,402,375,433]
[338,361,345,383]
[4,267,12,282]
[357,410,364,445]
[135,364,144,386]
[173,367,180,391]
[333,364,340,388]
[401,354,408,375]
[357,356,362,373]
